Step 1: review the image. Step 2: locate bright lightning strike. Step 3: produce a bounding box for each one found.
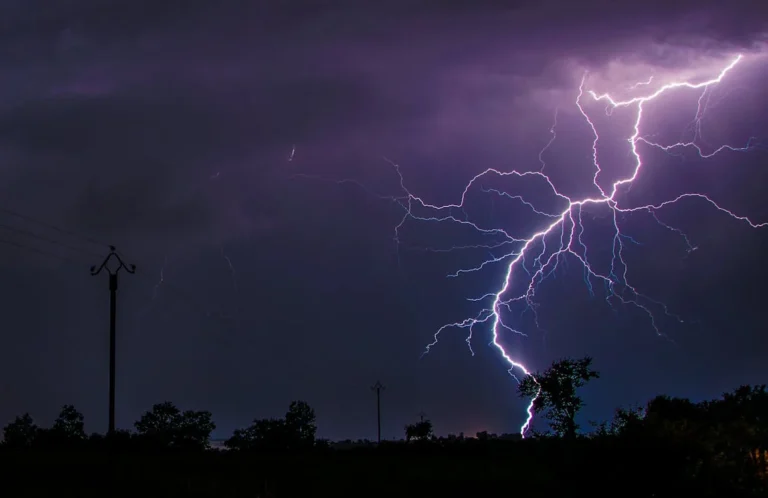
[384,53,765,437]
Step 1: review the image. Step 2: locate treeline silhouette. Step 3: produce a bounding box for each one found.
[1,356,766,497]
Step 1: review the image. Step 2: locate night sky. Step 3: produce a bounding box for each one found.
[1,1,767,441]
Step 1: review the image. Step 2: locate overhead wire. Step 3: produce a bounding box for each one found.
[0,221,103,259]
[0,235,89,266]
[0,203,234,326]
[0,205,110,250]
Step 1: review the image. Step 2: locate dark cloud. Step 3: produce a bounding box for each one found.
[0,0,763,265]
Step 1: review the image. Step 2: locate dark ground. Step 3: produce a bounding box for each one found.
[1,439,764,497]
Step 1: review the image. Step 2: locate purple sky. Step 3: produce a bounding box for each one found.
[0,1,766,440]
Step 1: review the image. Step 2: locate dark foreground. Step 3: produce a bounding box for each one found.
[2,438,766,497]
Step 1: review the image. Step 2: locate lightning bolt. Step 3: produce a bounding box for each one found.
[388,53,764,437]
[294,53,764,437]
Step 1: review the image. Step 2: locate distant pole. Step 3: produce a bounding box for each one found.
[371,381,385,444]
[91,245,136,435]
[418,410,426,423]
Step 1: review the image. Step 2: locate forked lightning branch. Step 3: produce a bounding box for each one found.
[386,54,763,436]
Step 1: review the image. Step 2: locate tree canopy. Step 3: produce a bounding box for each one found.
[134,401,215,449]
[405,420,433,442]
[518,356,599,438]
[225,400,317,451]
[2,413,38,449]
[51,404,86,441]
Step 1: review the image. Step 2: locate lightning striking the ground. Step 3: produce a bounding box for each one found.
[294,52,764,437]
[385,53,764,437]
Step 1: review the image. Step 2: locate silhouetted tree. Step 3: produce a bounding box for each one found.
[639,395,705,443]
[518,356,599,438]
[176,409,217,449]
[588,388,768,490]
[51,405,86,441]
[226,418,286,451]
[607,405,645,436]
[704,385,768,477]
[134,401,215,450]
[135,401,180,447]
[647,395,701,421]
[225,400,317,451]
[404,420,433,442]
[2,413,38,448]
[285,400,317,448]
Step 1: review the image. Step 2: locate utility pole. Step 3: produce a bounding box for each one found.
[371,381,385,444]
[91,246,136,435]
[418,410,426,423]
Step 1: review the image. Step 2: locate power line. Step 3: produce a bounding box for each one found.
[0,222,103,258]
[0,204,235,329]
[0,229,230,334]
[0,235,89,266]
[0,205,109,249]
[0,206,219,308]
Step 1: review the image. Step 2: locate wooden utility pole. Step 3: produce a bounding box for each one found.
[91,246,136,435]
[371,381,385,444]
